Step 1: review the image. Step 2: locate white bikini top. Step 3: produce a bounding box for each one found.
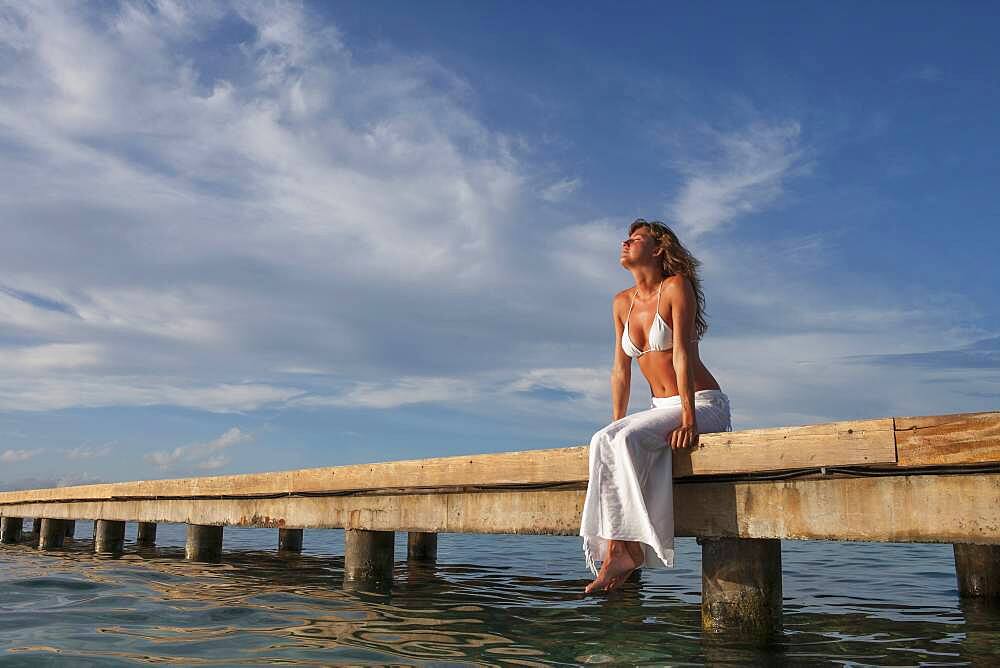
[621,280,673,358]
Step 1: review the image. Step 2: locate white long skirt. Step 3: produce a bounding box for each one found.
[580,389,732,575]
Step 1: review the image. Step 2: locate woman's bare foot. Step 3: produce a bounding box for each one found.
[584,540,644,594]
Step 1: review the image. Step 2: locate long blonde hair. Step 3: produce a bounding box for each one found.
[629,219,709,339]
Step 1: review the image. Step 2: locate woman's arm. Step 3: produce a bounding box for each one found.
[611,296,631,421]
[667,276,699,450]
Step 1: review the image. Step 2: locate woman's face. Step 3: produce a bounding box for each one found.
[620,227,658,268]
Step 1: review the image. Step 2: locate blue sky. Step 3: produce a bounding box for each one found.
[0,1,997,489]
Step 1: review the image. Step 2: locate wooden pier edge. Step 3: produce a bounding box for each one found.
[1,408,998,641]
[0,411,996,510]
[2,472,998,544]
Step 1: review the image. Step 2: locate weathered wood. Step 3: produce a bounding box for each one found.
[38,519,65,550]
[94,520,126,555]
[344,529,394,591]
[407,531,438,562]
[954,544,1000,601]
[0,447,589,503]
[1,412,995,512]
[278,528,303,553]
[896,412,1000,467]
[678,473,1000,543]
[2,473,999,543]
[186,524,223,562]
[0,517,22,544]
[676,418,896,476]
[0,415,944,509]
[0,410,995,547]
[701,538,782,643]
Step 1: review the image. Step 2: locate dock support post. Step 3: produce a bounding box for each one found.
[278,528,303,553]
[185,524,223,562]
[31,518,42,535]
[0,517,23,544]
[701,538,782,644]
[954,543,1000,603]
[407,532,438,563]
[344,529,394,591]
[64,520,76,539]
[94,520,126,555]
[38,519,66,550]
[136,522,157,547]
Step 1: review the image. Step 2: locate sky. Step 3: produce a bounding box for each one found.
[0,0,997,489]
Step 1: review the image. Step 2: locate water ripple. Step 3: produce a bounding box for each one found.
[0,527,998,665]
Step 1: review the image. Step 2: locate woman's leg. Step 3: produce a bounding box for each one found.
[584,537,645,593]
[581,404,683,592]
[581,394,732,593]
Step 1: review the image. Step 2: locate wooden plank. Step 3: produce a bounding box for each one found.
[5,410,997,509]
[0,492,582,535]
[3,472,999,544]
[895,411,1000,467]
[678,472,1000,544]
[677,417,897,476]
[0,447,590,504]
[0,418,902,505]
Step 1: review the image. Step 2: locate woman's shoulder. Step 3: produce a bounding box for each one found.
[612,287,634,305]
[611,287,633,319]
[661,273,693,295]
[662,273,687,287]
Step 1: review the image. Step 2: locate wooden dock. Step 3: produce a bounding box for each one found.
[2,409,999,642]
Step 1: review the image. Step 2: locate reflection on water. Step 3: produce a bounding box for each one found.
[0,524,998,665]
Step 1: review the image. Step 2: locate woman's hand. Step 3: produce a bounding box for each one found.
[668,420,699,450]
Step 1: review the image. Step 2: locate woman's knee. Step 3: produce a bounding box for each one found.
[591,419,658,457]
[608,424,649,454]
[590,425,615,451]
[590,423,631,459]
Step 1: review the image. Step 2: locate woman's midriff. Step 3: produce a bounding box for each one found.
[637,347,721,398]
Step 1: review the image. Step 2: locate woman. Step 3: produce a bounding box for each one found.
[581,219,731,594]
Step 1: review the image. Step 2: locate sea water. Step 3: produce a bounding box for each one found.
[0,523,998,666]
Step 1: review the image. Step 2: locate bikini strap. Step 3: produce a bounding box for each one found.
[654,278,664,319]
[624,289,638,321]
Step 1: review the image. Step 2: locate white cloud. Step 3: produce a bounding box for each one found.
[1,449,42,463]
[0,377,299,413]
[0,472,105,491]
[507,367,607,401]
[145,426,252,471]
[62,443,114,460]
[293,377,479,409]
[551,219,624,286]
[197,455,231,470]
[0,0,992,455]
[0,0,534,415]
[540,177,581,203]
[0,343,102,371]
[669,121,808,238]
[284,365,669,423]
[75,289,226,343]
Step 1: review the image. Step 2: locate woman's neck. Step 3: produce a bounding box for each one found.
[629,266,664,296]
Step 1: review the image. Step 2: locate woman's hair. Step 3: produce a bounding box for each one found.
[629,218,708,339]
